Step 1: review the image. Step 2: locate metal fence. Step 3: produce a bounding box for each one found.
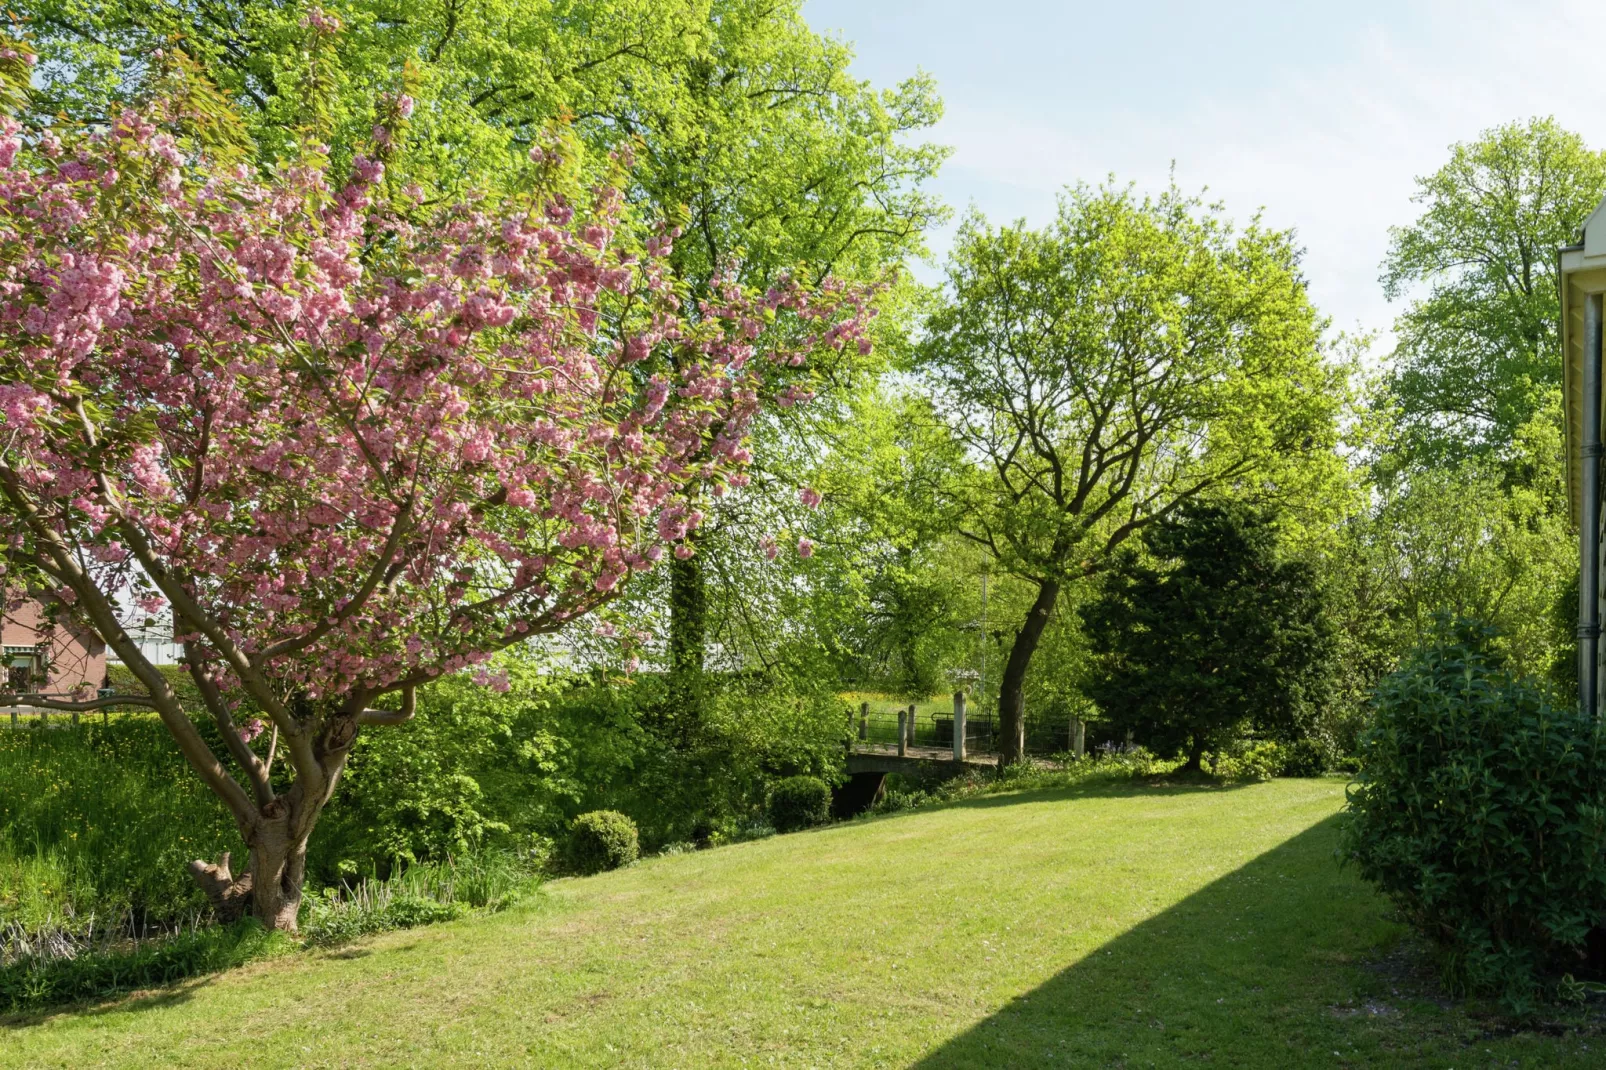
[850,697,1101,760]
[854,708,999,756]
[3,693,113,727]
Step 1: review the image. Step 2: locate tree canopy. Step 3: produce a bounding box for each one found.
[0,81,868,929]
[1381,117,1606,465]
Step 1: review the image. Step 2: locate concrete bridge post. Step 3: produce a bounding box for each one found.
[859,701,868,742]
[897,710,907,757]
[953,691,966,762]
[1072,717,1085,759]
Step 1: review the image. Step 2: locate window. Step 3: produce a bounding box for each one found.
[5,648,41,694]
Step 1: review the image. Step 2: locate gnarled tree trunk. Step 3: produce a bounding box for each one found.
[187,711,361,934]
[997,579,1060,766]
[190,800,321,933]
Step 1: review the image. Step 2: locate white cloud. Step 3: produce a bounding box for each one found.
[907,0,1606,348]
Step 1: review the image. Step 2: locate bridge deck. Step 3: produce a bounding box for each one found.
[846,743,996,775]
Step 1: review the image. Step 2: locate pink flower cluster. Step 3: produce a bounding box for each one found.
[0,101,876,704]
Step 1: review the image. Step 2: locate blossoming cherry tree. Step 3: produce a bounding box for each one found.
[0,93,872,930]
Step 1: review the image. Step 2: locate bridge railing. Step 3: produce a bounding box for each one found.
[850,696,1096,761]
[850,698,998,759]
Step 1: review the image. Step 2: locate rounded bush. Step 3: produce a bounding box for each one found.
[1342,621,1606,1011]
[565,810,639,875]
[768,776,831,833]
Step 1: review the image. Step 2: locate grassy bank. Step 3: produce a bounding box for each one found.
[3,778,1601,1067]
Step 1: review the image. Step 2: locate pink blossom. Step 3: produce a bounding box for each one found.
[0,92,878,818]
[797,538,815,559]
[799,487,822,509]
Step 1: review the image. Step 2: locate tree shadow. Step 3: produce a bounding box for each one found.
[924,771,1273,814]
[0,976,206,1029]
[907,814,1465,1068]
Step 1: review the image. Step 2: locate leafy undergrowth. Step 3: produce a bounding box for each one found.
[0,920,294,1015]
[1,850,540,1014]
[5,780,1605,1067]
[866,748,1286,816]
[300,849,538,948]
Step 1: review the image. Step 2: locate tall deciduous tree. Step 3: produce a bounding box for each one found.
[917,185,1343,764]
[1081,503,1337,772]
[1382,117,1606,464]
[0,83,868,928]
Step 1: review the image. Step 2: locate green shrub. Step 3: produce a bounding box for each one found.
[870,788,931,815]
[1277,738,1327,778]
[1216,740,1284,781]
[565,811,639,875]
[1341,620,1606,1012]
[767,776,831,833]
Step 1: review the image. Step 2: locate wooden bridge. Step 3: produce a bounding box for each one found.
[832,692,1002,816]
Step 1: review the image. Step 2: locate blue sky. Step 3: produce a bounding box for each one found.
[804,0,1606,346]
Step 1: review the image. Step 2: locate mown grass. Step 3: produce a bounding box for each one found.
[3,778,1602,1067]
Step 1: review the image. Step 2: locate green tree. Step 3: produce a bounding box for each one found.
[1081,503,1337,772]
[916,184,1345,763]
[808,388,976,697]
[1347,389,1573,683]
[1382,117,1606,463]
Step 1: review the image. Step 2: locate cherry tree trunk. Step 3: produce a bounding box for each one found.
[249,821,310,932]
[996,579,1060,766]
[189,806,318,933]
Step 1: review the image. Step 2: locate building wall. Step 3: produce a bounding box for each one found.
[2,599,108,695]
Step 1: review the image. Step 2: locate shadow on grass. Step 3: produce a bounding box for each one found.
[849,772,1276,830]
[0,976,207,1029]
[909,814,1443,1069]
[940,772,1274,810]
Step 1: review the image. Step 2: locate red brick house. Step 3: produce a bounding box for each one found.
[1,599,107,696]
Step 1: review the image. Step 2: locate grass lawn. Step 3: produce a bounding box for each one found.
[4,777,1603,1067]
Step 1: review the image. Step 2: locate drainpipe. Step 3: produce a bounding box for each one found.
[1580,293,1603,719]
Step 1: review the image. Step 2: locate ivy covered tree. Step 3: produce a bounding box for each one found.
[1080,503,1337,772]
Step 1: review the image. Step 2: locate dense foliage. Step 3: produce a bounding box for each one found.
[565,810,640,875]
[1082,503,1338,771]
[767,776,831,833]
[0,719,243,929]
[322,660,850,868]
[1342,622,1606,1011]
